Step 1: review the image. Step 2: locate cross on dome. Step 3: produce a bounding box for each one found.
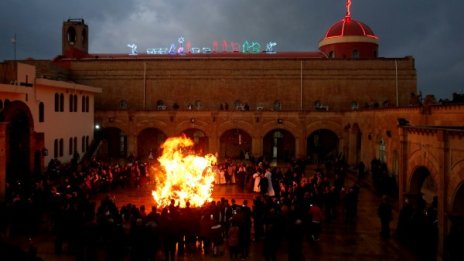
[346,0,352,17]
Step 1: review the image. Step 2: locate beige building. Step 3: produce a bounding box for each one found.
[0,62,101,201]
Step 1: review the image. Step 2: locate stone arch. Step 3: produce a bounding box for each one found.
[179,128,209,154]
[217,120,256,139]
[261,120,300,139]
[262,128,295,162]
[307,128,340,163]
[101,121,130,138]
[451,182,464,215]
[137,128,167,160]
[135,119,170,137]
[409,166,437,205]
[0,100,34,129]
[98,127,127,159]
[0,100,35,183]
[448,159,464,211]
[219,128,252,160]
[305,120,342,139]
[447,180,464,261]
[407,150,440,198]
[175,119,212,139]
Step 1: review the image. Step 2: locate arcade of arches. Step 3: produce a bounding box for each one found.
[97,126,340,164]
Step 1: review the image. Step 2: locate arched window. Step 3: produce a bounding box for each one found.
[69,94,74,112]
[67,27,76,44]
[73,95,78,112]
[194,100,202,110]
[74,137,77,154]
[69,137,73,155]
[54,139,58,158]
[85,136,89,151]
[39,102,44,122]
[120,99,128,110]
[82,96,86,112]
[352,49,360,59]
[85,96,89,112]
[273,100,282,111]
[55,93,59,112]
[329,51,335,59]
[59,94,64,112]
[59,138,64,157]
[378,138,386,162]
[82,136,86,153]
[82,28,87,44]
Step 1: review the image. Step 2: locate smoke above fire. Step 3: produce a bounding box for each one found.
[151,136,217,208]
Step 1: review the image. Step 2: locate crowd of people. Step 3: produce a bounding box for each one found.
[0,153,410,261]
[0,156,151,260]
[1,151,368,260]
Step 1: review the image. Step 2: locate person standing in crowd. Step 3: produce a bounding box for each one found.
[264,168,275,197]
[239,200,252,259]
[252,170,262,193]
[259,173,269,196]
[228,221,240,259]
[262,207,280,261]
[377,195,393,239]
[309,203,323,241]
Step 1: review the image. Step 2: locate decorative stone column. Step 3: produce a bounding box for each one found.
[252,136,262,159]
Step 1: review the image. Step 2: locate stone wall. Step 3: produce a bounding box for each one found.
[65,56,416,112]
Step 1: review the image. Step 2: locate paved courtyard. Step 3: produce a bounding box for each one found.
[4,173,421,261]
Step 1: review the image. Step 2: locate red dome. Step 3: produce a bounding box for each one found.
[324,17,377,38]
[319,16,379,59]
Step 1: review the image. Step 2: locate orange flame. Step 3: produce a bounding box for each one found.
[151,136,217,208]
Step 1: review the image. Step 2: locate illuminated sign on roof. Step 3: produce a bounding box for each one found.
[127,36,277,55]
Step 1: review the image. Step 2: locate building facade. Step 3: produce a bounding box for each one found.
[0,62,101,201]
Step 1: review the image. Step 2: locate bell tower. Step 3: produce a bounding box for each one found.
[62,18,88,56]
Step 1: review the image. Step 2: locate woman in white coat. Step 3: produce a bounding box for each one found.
[264,168,275,197]
[252,171,261,193]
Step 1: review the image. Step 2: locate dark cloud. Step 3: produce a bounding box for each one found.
[0,0,462,99]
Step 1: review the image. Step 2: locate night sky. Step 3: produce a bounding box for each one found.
[0,0,462,100]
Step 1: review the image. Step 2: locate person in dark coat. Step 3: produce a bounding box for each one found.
[378,195,393,239]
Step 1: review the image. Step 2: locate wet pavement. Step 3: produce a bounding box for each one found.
[5,172,420,261]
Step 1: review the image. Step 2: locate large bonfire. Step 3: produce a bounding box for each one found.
[151,136,217,208]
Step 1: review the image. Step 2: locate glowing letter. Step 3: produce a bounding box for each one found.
[127,43,138,55]
[212,41,219,52]
[177,36,185,54]
[169,43,176,54]
[186,41,192,53]
[230,42,240,52]
[265,42,277,53]
[242,41,261,53]
[222,40,228,52]
[202,47,212,53]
